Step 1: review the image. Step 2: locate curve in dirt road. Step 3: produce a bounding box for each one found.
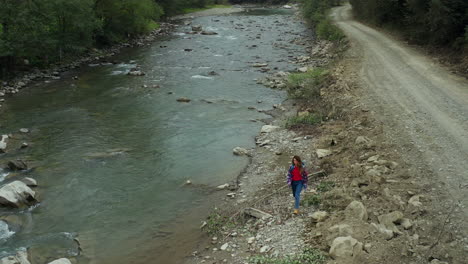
[331,2,468,253]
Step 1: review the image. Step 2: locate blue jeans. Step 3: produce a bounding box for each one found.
[291,181,303,209]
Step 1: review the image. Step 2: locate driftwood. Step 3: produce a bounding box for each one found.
[244,208,273,219]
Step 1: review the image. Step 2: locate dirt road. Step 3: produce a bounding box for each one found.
[332,3,468,253]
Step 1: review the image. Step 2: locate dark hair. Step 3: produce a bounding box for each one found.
[292,155,303,172]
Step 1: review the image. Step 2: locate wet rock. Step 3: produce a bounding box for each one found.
[20,143,29,149]
[19,128,29,133]
[261,125,280,133]
[192,25,202,32]
[176,97,191,103]
[201,31,218,35]
[311,211,329,222]
[217,183,230,190]
[233,147,249,156]
[21,178,37,187]
[47,259,72,264]
[345,201,368,221]
[252,63,268,68]
[329,236,363,260]
[316,149,332,158]
[0,250,31,264]
[0,181,37,208]
[7,160,28,171]
[127,70,145,76]
[0,135,8,153]
[283,5,292,9]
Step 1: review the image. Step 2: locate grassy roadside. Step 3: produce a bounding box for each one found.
[182,4,232,14]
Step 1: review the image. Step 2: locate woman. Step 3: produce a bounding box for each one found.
[287,155,308,215]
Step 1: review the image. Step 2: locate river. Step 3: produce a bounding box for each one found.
[0,7,311,264]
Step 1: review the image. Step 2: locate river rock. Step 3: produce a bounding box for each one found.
[127,70,145,76]
[298,67,308,73]
[0,250,31,264]
[252,63,268,68]
[345,201,368,221]
[311,211,329,222]
[378,211,403,234]
[21,178,37,187]
[20,143,29,149]
[283,5,292,9]
[192,25,202,32]
[0,135,8,153]
[201,31,218,35]
[216,183,230,190]
[7,160,28,171]
[316,149,332,158]
[47,259,72,264]
[261,125,280,133]
[233,147,248,156]
[408,195,422,207]
[329,236,363,260]
[0,181,37,208]
[371,223,394,240]
[220,243,229,251]
[176,97,191,103]
[19,128,29,133]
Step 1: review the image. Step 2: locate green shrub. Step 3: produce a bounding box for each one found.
[204,210,235,235]
[285,114,321,128]
[249,248,326,264]
[287,68,329,99]
[316,20,345,41]
[316,181,335,193]
[301,194,321,207]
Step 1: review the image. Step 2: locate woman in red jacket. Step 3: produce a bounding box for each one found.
[287,155,309,215]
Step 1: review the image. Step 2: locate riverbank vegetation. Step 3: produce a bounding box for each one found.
[300,0,344,41]
[0,0,229,78]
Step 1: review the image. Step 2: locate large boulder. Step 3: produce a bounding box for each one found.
[329,236,363,260]
[345,201,368,221]
[47,259,72,264]
[0,250,31,264]
[7,160,28,171]
[0,181,37,208]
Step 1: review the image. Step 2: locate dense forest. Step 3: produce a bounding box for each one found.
[350,0,468,50]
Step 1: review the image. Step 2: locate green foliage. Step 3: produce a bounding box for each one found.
[287,68,329,99]
[300,0,344,41]
[316,19,344,41]
[183,4,232,14]
[350,0,468,48]
[205,210,234,235]
[285,114,321,128]
[301,194,321,207]
[316,181,335,192]
[249,248,326,264]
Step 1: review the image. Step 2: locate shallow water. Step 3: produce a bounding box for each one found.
[0,8,310,264]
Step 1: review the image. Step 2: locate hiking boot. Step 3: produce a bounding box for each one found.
[293,209,299,215]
